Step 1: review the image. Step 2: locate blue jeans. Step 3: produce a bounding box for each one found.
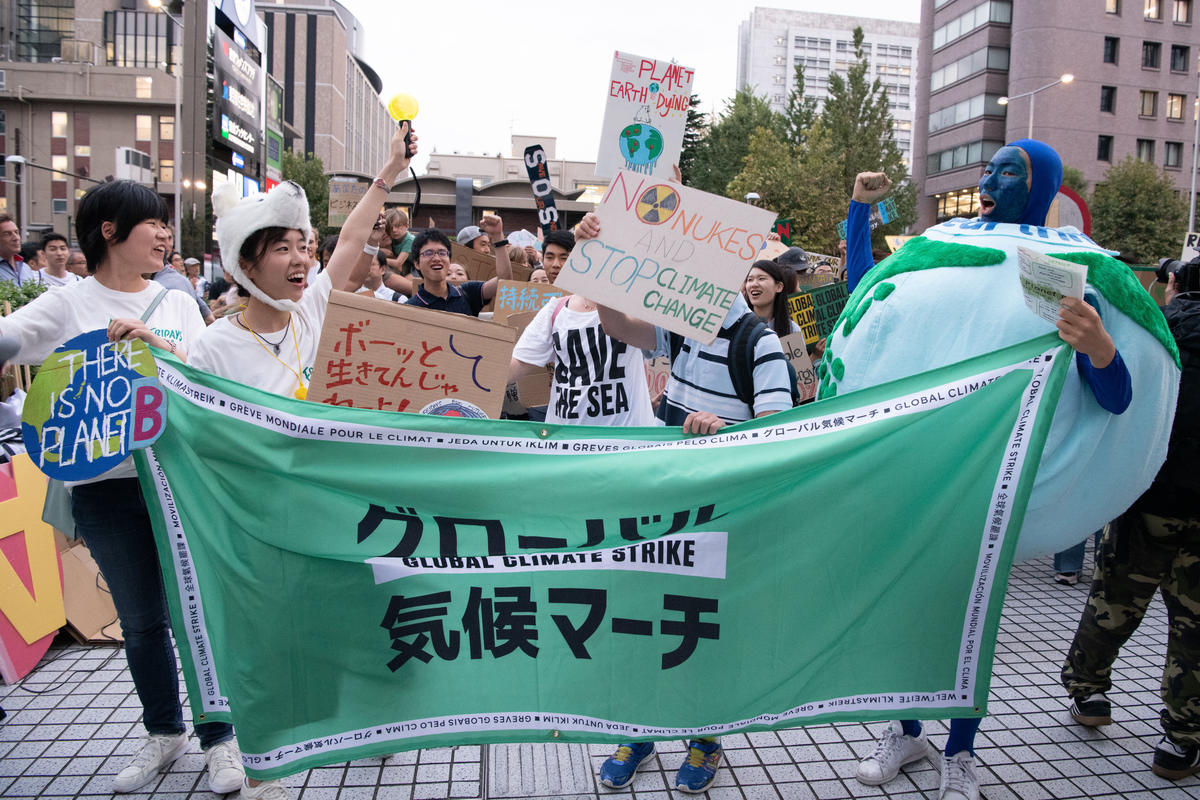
[1054,529,1103,574]
[71,478,233,749]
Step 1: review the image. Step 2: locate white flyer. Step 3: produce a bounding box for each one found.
[1017,247,1087,324]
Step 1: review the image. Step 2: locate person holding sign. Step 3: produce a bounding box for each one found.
[190,122,417,800]
[0,181,232,794]
[575,211,790,794]
[406,215,513,315]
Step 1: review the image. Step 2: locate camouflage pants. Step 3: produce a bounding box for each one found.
[1061,509,1200,746]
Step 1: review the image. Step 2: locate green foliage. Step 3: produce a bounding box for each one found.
[0,278,47,312]
[678,95,707,186]
[1090,157,1188,264]
[688,89,785,196]
[782,64,818,148]
[1061,166,1087,195]
[281,149,331,238]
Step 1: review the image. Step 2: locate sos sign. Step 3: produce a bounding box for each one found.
[523,144,561,236]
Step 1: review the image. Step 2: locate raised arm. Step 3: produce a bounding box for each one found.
[846,172,891,292]
[573,212,659,350]
[479,214,513,302]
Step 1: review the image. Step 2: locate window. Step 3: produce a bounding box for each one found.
[1175,0,1192,21]
[1141,90,1159,116]
[103,10,173,72]
[1166,141,1184,167]
[135,114,151,141]
[1172,44,1191,70]
[135,76,152,99]
[1104,37,1120,64]
[1137,138,1156,161]
[73,145,89,157]
[930,46,1009,91]
[16,0,75,63]
[1143,41,1162,67]
[932,1,1013,50]
[928,93,1007,132]
[935,188,980,220]
[159,115,174,141]
[1108,0,1121,11]
[1101,85,1117,112]
[1146,0,1162,18]
[925,139,1003,176]
[158,159,173,184]
[0,111,7,136]
[52,198,67,215]
[1098,135,1114,161]
[51,155,66,179]
[1168,93,1186,119]
[51,111,67,138]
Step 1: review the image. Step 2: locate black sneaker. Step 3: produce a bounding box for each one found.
[1068,692,1112,726]
[1153,736,1200,780]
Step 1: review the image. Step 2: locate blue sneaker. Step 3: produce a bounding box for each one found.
[675,738,722,793]
[599,742,655,789]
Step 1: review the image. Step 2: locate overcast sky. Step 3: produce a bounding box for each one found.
[337,0,922,172]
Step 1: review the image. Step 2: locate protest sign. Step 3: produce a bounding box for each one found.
[524,145,561,236]
[491,280,566,326]
[807,282,849,339]
[138,332,1067,778]
[795,272,837,289]
[772,219,793,245]
[779,333,817,403]
[328,178,369,228]
[555,171,776,344]
[20,330,167,481]
[759,240,789,261]
[451,243,531,285]
[309,291,516,418]
[643,356,670,400]
[886,235,916,253]
[596,51,694,180]
[786,293,818,345]
[1017,247,1087,324]
[1182,231,1200,262]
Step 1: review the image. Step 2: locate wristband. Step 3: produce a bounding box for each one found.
[491,237,509,248]
[363,244,380,256]
[373,178,389,191]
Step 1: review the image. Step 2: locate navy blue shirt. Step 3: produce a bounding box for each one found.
[406,281,485,316]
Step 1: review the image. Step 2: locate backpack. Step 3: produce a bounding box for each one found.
[669,314,802,410]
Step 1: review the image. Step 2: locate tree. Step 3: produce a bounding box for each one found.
[782,64,818,148]
[1090,157,1188,263]
[818,27,915,245]
[1061,166,1087,195]
[281,149,330,238]
[677,95,707,186]
[687,89,784,196]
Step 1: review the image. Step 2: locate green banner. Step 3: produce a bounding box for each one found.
[136,334,1068,780]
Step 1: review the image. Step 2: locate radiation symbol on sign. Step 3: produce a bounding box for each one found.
[636,185,680,225]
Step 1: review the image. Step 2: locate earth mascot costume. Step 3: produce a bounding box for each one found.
[817,140,1180,561]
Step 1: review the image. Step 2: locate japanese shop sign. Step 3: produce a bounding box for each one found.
[597,51,694,180]
[555,171,776,345]
[309,291,516,418]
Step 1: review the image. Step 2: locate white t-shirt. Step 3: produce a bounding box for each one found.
[190,271,333,397]
[0,276,207,483]
[36,270,82,288]
[512,299,658,427]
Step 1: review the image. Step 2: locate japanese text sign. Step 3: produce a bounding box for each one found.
[328,178,369,228]
[554,171,776,344]
[491,280,566,326]
[597,51,694,180]
[309,291,516,418]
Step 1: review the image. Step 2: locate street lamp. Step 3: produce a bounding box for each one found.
[149,0,183,241]
[744,192,760,204]
[998,73,1075,140]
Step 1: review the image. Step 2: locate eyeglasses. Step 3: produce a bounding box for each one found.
[420,248,450,259]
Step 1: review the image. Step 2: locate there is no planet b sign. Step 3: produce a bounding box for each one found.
[20,329,168,481]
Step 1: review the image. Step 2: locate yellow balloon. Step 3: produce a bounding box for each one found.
[388,93,419,121]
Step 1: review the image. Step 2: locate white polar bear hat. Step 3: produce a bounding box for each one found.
[213,180,312,312]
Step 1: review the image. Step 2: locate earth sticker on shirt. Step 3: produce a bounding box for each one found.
[20,329,168,481]
[419,398,487,418]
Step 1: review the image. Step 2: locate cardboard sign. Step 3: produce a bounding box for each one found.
[779,332,818,404]
[555,171,776,344]
[523,145,561,236]
[807,282,850,339]
[310,291,517,418]
[1182,231,1200,262]
[759,240,789,261]
[597,51,695,180]
[886,235,916,253]
[451,243,532,285]
[786,293,819,345]
[492,280,567,326]
[61,541,122,644]
[328,178,369,228]
[643,356,670,401]
[795,272,837,289]
[21,330,168,481]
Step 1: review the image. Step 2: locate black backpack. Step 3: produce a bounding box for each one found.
[669,315,801,410]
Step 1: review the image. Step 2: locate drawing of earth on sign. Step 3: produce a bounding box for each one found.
[619,124,664,175]
[636,184,679,225]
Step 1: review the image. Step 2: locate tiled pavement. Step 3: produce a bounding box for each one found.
[2,552,1197,800]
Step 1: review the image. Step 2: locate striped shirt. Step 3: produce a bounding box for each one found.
[651,295,793,426]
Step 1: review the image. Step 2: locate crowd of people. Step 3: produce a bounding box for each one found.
[0,117,1196,800]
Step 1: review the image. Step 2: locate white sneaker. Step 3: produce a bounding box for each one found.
[240,779,291,800]
[939,751,980,800]
[112,732,189,792]
[855,721,934,785]
[204,739,246,794]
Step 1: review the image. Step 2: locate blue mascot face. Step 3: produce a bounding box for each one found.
[978,146,1031,223]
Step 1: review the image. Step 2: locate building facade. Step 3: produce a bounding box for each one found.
[424,136,609,205]
[256,0,393,176]
[912,0,1200,230]
[0,0,195,243]
[737,7,920,165]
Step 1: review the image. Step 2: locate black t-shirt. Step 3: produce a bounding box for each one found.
[406,281,485,316]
